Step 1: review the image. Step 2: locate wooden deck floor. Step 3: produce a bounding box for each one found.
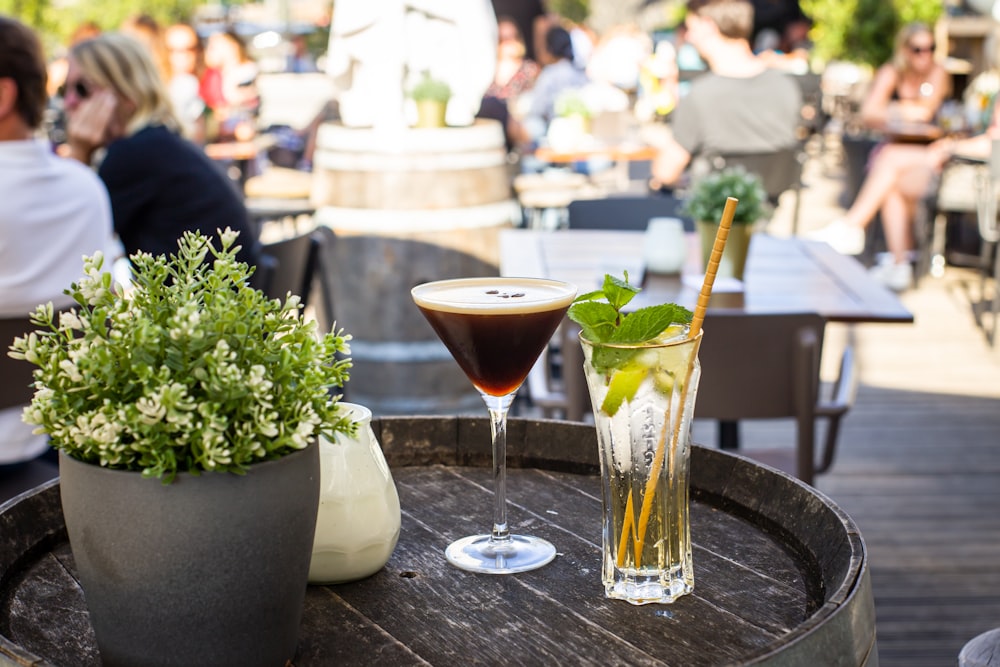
[719,136,1000,667]
[717,264,1000,667]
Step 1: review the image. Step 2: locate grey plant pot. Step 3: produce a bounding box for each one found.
[59,443,320,667]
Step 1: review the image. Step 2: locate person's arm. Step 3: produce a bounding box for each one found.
[859,65,898,131]
[650,133,692,189]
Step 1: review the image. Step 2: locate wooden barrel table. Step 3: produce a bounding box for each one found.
[0,418,877,666]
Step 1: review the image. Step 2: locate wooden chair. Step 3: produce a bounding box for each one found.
[917,157,982,281]
[706,146,806,235]
[693,312,856,486]
[566,194,693,231]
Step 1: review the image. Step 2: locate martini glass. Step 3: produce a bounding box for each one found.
[411,277,577,574]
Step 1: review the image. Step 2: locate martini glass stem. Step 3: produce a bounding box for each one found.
[483,392,515,547]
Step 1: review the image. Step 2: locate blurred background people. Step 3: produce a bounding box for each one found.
[809,23,953,291]
[203,30,260,142]
[750,0,811,59]
[489,16,541,101]
[522,24,590,145]
[0,17,115,467]
[490,0,548,63]
[860,22,951,133]
[285,34,318,73]
[120,14,171,84]
[164,22,207,142]
[44,21,102,153]
[63,32,259,268]
[651,0,801,188]
[478,15,539,152]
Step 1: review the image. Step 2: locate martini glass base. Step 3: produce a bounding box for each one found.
[445,534,557,574]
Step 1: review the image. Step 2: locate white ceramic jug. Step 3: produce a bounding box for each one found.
[309,402,401,584]
[643,217,687,275]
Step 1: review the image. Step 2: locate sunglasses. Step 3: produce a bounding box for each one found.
[69,79,91,99]
[908,44,935,54]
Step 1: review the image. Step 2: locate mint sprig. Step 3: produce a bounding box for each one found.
[568,273,692,345]
[568,273,693,415]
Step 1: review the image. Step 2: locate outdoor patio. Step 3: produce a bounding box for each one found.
[716,139,1000,666]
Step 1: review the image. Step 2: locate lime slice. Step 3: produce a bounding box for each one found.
[602,367,648,416]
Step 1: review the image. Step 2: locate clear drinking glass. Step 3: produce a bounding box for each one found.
[411,277,577,574]
[580,328,702,603]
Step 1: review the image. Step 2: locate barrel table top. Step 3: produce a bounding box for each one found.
[0,418,876,666]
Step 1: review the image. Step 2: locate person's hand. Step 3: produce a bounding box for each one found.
[66,90,122,163]
[926,137,956,169]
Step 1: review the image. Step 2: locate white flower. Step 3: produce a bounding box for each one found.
[59,359,83,383]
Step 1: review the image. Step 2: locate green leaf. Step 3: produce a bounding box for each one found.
[611,305,690,344]
[573,288,606,303]
[602,274,639,311]
[568,301,619,342]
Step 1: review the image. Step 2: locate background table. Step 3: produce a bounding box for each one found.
[0,418,877,666]
[501,229,914,324]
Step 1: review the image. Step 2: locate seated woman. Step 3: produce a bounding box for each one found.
[860,22,951,133]
[62,32,259,269]
[810,23,952,291]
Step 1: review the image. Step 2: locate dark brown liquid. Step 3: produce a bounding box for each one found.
[417,305,569,396]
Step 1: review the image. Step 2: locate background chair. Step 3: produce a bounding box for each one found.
[974,150,1000,346]
[0,316,59,501]
[566,194,693,231]
[693,312,856,486]
[706,146,806,235]
[253,230,322,307]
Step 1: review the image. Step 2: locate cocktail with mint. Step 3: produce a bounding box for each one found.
[569,274,701,604]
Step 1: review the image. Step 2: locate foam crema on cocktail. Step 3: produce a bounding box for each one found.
[411,277,577,574]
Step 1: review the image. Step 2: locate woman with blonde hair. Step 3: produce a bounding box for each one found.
[860,22,951,132]
[63,33,259,267]
[810,23,952,291]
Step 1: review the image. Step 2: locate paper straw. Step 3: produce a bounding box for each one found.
[690,197,738,337]
[627,197,738,566]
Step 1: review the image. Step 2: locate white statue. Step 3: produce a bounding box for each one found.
[326,0,498,130]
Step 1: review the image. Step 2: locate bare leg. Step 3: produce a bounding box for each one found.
[844,144,931,229]
[880,190,914,263]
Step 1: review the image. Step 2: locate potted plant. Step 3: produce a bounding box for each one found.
[410,71,451,128]
[9,229,354,667]
[683,166,769,281]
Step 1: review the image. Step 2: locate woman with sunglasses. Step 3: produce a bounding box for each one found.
[860,22,951,132]
[62,32,259,269]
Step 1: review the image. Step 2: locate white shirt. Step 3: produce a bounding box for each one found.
[0,139,115,463]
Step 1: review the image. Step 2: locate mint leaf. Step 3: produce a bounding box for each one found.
[602,274,639,311]
[610,304,693,344]
[570,273,690,346]
[573,289,606,303]
[568,301,619,342]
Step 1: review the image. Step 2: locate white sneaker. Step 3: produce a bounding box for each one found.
[868,259,913,292]
[808,219,866,255]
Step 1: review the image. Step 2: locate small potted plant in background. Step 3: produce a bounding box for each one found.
[9,229,354,667]
[683,166,769,281]
[410,70,452,128]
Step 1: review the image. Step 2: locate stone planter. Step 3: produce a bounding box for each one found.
[697,220,756,281]
[58,443,320,667]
